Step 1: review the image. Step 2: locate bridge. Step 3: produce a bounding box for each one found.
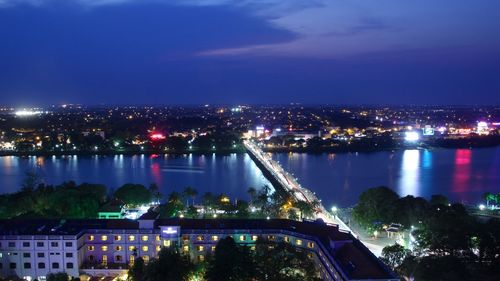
[244,140,387,256]
[243,140,352,232]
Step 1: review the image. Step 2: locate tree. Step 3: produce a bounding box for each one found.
[205,237,256,281]
[149,183,161,203]
[430,194,449,206]
[182,186,198,206]
[128,257,145,281]
[254,239,321,281]
[114,184,152,206]
[381,244,410,270]
[160,192,185,218]
[47,272,69,281]
[352,186,399,228]
[295,201,314,220]
[141,248,195,281]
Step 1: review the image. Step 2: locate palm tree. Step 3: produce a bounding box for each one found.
[484,192,495,207]
[295,201,314,220]
[182,187,198,206]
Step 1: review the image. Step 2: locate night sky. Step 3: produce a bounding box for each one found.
[1,0,500,106]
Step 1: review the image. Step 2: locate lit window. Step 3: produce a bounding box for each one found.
[142,235,149,242]
[88,246,95,251]
[284,236,290,243]
[268,235,276,241]
[88,235,94,241]
[143,256,149,263]
[198,255,205,262]
[211,246,216,252]
[156,246,161,252]
[239,235,245,241]
[101,235,108,241]
[197,245,204,252]
[163,240,171,247]
[307,242,314,248]
[196,235,204,241]
[114,235,122,241]
[211,235,218,241]
[129,255,135,266]
[156,235,161,241]
[102,255,107,265]
[141,246,148,252]
[250,246,256,251]
[115,246,123,251]
[251,235,258,241]
[101,246,108,251]
[129,235,135,242]
[128,246,135,251]
[183,245,189,252]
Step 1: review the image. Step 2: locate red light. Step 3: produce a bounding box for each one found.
[150,133,166,141]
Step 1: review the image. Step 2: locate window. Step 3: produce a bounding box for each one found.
[52,262,59,269]
[156,235,161,241]
[296,239,303,246]
[128,246,135,251]
[102,255,108,265]
[37,253,45,258]
[163,240,171,247]
[88,235,94,241]
[66,253,73,258]
[141,246,148,252]
[37,242,44,247]
[128,235,135,242]
[197,245,204,252]
[239,235,246,241]
[116,246,123,251]
[23,242,30,247]
[182,245,189,252]
[211,235,218,241]
[50,242,58,247]
[115,235,122,241]
[211,246,216,252]
[101,235,108,241]
[23,253,31,258]
[196,235,204,241]
[251,235,258,241]
[141,235,149,242]
[182,235,190,241]
[88,246,95,251]
[101,246,108,251]
[156,246,161,252]
[307,242,314,249]
[250,246,256,251]
[89,255,95,262]
[24,262,31,269]
[67,262,74,269]
[38,263,45,269]
[268,235,276,241]
[116,255,123,262]
[8,242,15,247]
[10,263,16,269]
[129,255,135,266]
[284,236,290,243]
[65,242,72,247]
[198,255,205,262]
[143,256,149,263]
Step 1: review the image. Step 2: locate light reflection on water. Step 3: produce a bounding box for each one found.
[0,148,499,206]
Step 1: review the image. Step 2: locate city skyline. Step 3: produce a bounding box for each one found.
[1,0,500,106]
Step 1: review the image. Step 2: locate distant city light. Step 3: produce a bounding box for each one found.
[150,133,166,141]
[405,131,420,142]
[15,110,44,117]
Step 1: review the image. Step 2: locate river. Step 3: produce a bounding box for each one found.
[0,148,499,207]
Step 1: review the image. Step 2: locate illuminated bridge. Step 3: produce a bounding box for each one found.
[244,140,386,256]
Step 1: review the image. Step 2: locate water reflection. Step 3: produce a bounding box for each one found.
[398,150,420,197]
[452,149,472,197]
